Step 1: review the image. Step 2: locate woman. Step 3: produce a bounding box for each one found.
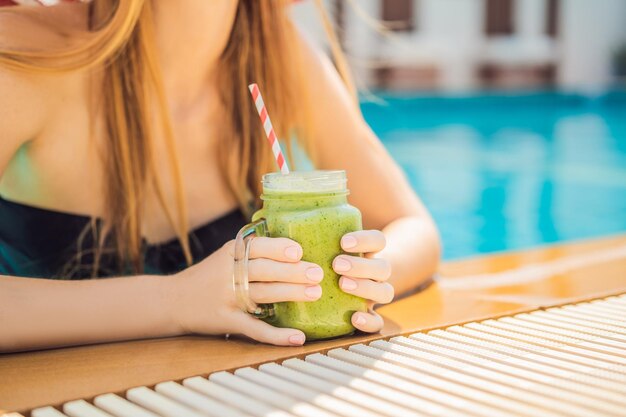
[0,0,440,351]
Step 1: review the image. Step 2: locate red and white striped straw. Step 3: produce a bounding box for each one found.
[248,83,290,175]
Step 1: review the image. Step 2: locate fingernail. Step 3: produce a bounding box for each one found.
[305,267,324,282]
[334,258,351,272]
[285,246,300,260]
[304,285,322,299]
[342,235,357,249]
[341,277,358,291]
[354,314,366,326]
[288,334,305,345]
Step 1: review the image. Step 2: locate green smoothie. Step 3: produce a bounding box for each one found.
[251,171,367,339]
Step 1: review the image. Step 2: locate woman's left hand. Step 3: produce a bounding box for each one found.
[333,230,393,333]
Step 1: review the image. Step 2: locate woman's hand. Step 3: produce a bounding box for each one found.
[333,230,393,333]
[174,238,323,347]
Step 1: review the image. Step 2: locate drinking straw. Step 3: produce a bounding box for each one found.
[248,83,290,174]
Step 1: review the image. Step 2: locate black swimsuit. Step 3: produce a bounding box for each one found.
[0,195,247,279]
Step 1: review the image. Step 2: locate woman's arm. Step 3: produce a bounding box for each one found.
[298,36,441,295]
[0,68,182,352]
[0,273,182,352]
[0,237,329,352]
[375,216,440,295]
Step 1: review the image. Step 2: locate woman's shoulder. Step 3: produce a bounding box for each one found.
[0,0,88,138]
[292,28,357,108]
[0,64,59,173]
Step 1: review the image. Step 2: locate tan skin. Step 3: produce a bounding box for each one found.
[0,0,440,352]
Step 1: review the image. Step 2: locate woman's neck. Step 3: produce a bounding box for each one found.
[151,0,238,110]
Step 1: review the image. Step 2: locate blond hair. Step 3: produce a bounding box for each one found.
[0,0,353,275]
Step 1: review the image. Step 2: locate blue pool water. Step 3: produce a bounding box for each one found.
[361,91,626,260]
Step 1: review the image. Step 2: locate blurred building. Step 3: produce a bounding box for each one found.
[292,0,626,92]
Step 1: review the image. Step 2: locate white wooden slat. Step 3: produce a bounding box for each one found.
[31,407,68,417]
[209,371,334,417]
[260,362,395,417]
[126,386,204,417]
[93,393,159,417]
[307,352,496,417]
[183,376,295,417]
[155,381,252,417]
[63,400,113,417]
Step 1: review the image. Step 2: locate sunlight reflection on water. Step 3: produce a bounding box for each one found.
[361,92,626,259]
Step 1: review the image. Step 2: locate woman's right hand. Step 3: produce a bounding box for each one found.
[172,238,324,346]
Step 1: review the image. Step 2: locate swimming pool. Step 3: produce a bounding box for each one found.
[361,91,626,260]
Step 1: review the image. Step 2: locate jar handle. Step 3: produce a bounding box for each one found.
[233,218,275,318]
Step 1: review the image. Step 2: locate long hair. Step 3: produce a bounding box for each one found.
[0,0,354,275]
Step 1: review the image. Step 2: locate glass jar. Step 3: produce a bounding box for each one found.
[236,170,367,340]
